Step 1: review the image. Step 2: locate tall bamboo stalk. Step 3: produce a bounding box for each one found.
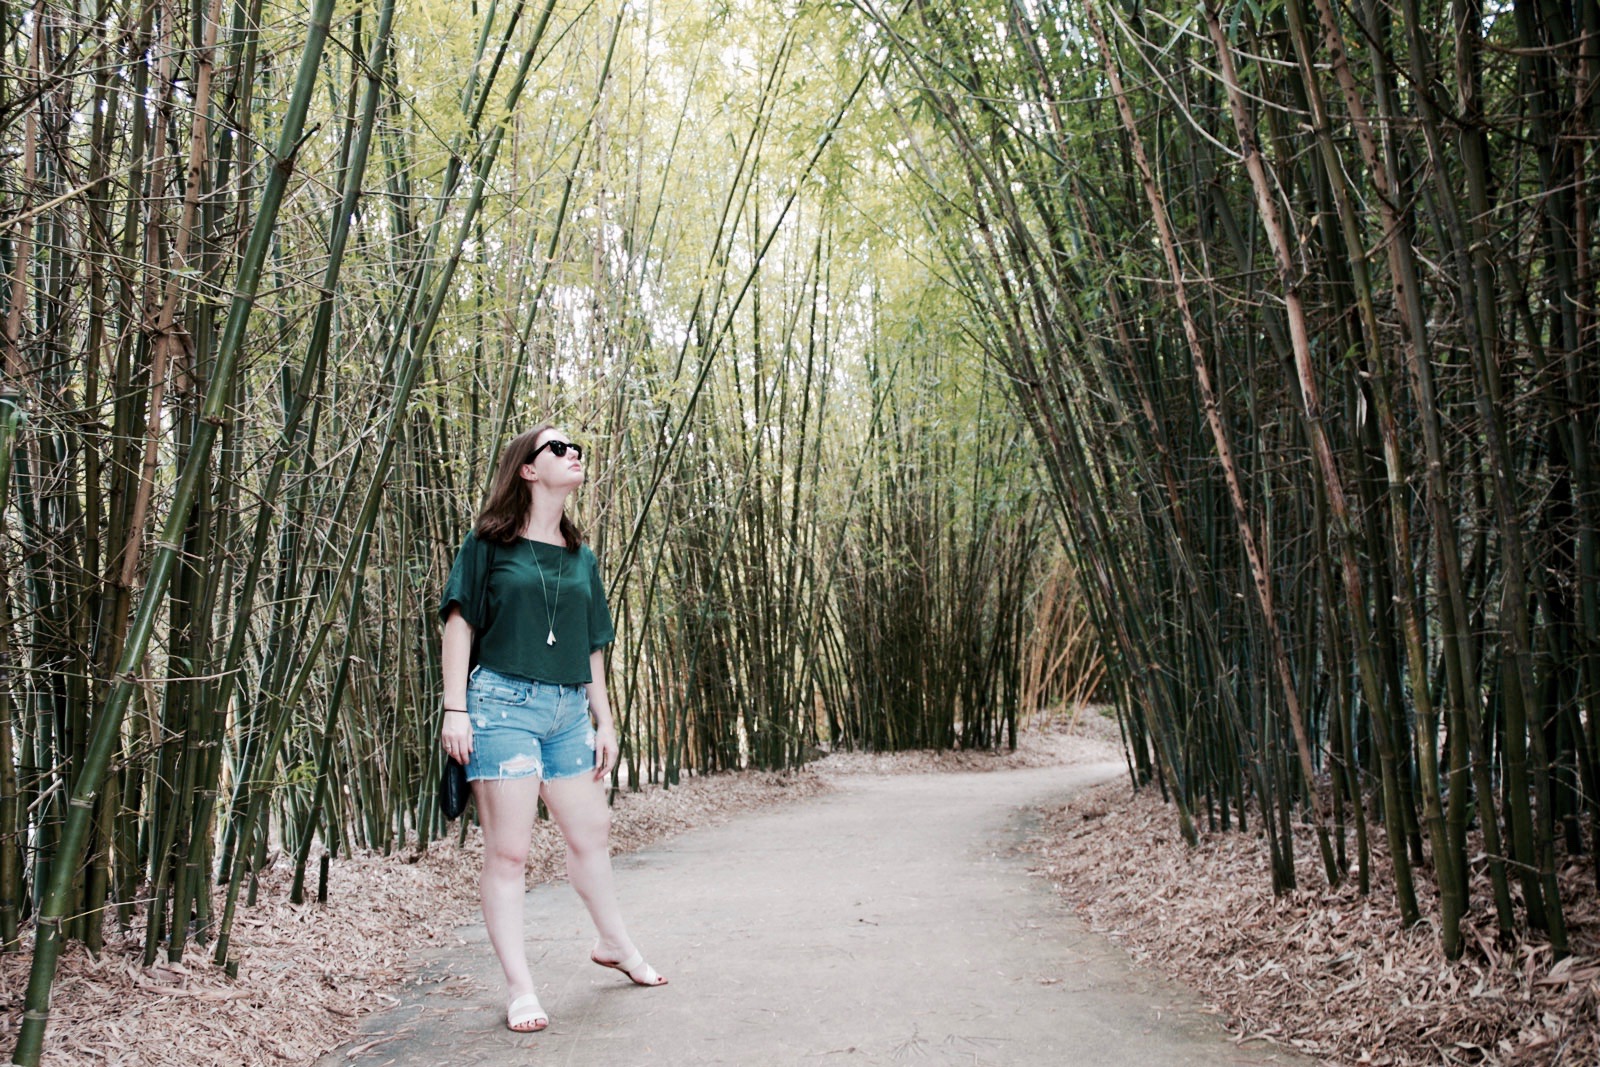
[10,0,337,1056]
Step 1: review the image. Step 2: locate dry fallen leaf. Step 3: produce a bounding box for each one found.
[1021,776,1599,1067]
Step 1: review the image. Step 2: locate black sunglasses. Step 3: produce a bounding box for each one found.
[527,439,583,463]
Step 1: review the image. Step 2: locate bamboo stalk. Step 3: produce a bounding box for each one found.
[0,395,25,951]
[10,0,339,1055]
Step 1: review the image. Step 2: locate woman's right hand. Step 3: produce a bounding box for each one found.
[441,710,473,765]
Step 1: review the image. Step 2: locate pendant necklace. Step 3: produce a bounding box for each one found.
[531,541,566,646]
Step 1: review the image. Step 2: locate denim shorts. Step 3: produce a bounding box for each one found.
[465,666,596,782]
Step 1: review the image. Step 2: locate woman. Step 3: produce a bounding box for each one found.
[438,424,666,1034]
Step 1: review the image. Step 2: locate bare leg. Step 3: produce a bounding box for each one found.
[540,773,663,982]
[473,777,545,1023]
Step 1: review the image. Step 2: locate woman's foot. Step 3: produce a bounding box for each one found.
[506,991,548,1032]
[591,941,668,987]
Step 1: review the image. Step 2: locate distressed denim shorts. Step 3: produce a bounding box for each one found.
[465,666,596,782]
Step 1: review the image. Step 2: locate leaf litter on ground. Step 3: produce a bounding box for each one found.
[10,707,1586,1067]
[1022,764,1599,1067]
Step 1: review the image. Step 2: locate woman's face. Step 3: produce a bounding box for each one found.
[523,426,585,492]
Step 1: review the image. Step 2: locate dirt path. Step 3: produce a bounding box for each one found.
[320,763,1313,1066]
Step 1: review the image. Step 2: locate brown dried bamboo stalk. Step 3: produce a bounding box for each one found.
[1086,0,1338,887]
[1305,0,1562,947]
[1204,0,1449,923]
[2,0,42,388]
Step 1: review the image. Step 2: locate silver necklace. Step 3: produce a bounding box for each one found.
[531,542,566,646]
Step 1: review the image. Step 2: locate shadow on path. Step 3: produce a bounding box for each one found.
[319,763,1313,1066]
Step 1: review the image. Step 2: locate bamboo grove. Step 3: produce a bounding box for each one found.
[0,0,1081,1058]
[852,0,1598,962]
[4,0,1593,1056]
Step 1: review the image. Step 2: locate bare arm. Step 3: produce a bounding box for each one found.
[586,648,617,780]
[442,608,473,707]
[440,608,474,762]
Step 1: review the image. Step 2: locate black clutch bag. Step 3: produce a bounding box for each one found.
[441,757,470,820]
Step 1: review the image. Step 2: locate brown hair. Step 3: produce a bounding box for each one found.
[473,424,584,551]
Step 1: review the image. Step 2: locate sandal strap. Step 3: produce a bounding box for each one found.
[507,992,547,1028]
[617,953,660,984]
[592,942,666,985]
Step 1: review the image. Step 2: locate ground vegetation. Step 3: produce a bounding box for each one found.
[1031,765,1599,1065]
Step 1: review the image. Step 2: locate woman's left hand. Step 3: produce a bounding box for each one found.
[593,722,619,781]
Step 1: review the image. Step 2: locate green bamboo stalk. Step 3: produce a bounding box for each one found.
[1089,0,1316,860]
[610,24,865,590]
[231,0,398,909]
[214,0,528,888]
[9,0,337,1057]
[275,0,397,900]
[288,520,376,902]
[1202,0,1385,899]
[487,5,624,458]
[213,0,556,966]
[0,394,26,951]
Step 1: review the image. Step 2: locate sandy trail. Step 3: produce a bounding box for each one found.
[319,763,1312,1066]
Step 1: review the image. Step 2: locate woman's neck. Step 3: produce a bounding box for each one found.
[521,490,567,543]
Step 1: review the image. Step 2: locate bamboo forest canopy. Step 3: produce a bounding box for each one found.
[0,0,1596,1055]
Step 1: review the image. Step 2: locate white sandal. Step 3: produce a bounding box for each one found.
[506,991,548,1032]
[591,943,668,987]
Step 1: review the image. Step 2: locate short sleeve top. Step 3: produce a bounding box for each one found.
[438,531,615,685]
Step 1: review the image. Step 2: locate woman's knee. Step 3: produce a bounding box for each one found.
[559,804,611,855]
[572,809,612,850]
[483,835,532,872]
[480,844,531,876]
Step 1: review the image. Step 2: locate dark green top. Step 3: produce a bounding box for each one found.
[438,531,615,685]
